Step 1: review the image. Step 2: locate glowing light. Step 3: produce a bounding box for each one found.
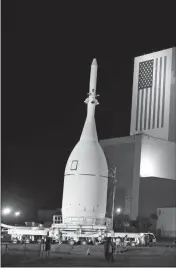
[116,208,122,214]
[2,208,12,215]
[14,211,20,216]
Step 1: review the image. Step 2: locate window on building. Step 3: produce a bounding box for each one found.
[71,160,78,170]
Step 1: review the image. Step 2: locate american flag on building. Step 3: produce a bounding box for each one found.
[136,56,167,131]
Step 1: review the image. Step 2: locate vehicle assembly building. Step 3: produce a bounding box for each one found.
[100,47,176,221]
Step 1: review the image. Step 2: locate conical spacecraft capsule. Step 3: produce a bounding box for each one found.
[62,59,108,225]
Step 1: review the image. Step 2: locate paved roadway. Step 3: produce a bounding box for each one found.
[1,243,176,267]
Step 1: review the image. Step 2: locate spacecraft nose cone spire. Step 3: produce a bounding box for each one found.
[92,58,97,66]
[80,58,99,141]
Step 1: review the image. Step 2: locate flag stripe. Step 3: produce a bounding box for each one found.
[152,58,158,129]
[161,56,167,127]
[135,91,140,131]
[155,58,160,128]
[159,57,165,127]
[144,88,148,130]
[143,89,146,130]
[150,61,156,130]
[146,88,151,129]
[138,90,142,130]
[157,57,162,128]
[142,88,146,130]
[140,89,144,131]
[148,86,152,129]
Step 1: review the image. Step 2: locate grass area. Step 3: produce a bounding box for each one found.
[1,242,176,267]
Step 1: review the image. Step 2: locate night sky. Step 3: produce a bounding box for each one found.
[2,1,176,221]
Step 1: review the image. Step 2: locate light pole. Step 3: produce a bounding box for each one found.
[109,167,117,231]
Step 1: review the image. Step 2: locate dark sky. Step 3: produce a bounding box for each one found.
[1,0,176,221]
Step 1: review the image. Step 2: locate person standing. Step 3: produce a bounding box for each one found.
[135,237,139,247]
[123,235,128,248]
[44,233,52,258]
[116,237,121,254]
[31,236,35,243]
[104,237,114,262]
[140,234,145,246]
[144,234,149,247]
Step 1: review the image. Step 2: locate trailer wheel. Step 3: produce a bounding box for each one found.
[81,240,87,245]
[68,239,74,246]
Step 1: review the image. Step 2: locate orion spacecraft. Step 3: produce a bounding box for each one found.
[62,59,108,225]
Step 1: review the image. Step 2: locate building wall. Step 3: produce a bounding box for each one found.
[169,47,176,142]
[106,186,126,218]
[140,135,176,180]
[100,136,137,219]
[138,177,176,218]
[130,134,142,220]
[100,133,176,220]
[156,207,176,237]
[38,208,61,223]
[130,47,176,142]
[100,136,135,190]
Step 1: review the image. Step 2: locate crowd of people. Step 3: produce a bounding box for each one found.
[104,233,156,262]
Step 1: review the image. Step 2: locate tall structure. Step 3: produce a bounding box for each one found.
[100,47,176,222]
[62,59,108,225]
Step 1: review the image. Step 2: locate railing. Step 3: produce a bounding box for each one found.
[52,215,112,228]
[62,217,106,226]
[161,230,176,237]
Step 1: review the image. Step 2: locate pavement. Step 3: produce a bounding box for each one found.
[1,242,176,267]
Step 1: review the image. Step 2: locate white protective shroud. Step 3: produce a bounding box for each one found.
[62,59,108,225]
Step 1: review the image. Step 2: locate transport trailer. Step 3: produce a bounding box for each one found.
[50,214,113,245]
[7,226,49,243]
[50,226,156,247]
[50,225,108,245]
[50,214,111,245]
[50,216,156,246]
[1,221,156,247]
[2,222,107,245]
[50,228,156,247]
